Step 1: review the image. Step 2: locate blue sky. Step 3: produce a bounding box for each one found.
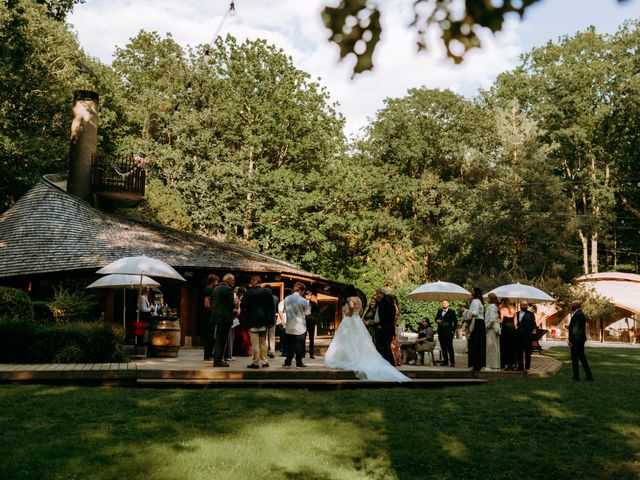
[69,0,640,136]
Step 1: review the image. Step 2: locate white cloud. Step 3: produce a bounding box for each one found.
[69,0,524,136]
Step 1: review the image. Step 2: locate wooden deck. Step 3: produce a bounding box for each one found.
[0,349,562,389]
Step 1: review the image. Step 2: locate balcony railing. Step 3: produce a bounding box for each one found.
[91,154,146,198]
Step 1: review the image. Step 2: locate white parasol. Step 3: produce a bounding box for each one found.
[486,283,554,304]
[86,274,160,338]
[96,255,185,324]
[407,281,471,302]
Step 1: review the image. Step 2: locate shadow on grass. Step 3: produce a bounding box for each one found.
[0,347,638,480]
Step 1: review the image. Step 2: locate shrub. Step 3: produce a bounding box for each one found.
[0,320,122,363]
[32,301,55,324]
[0,286,34,322]
[49,287,97,323]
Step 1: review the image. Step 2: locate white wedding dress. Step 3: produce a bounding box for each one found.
[324,298,410,382]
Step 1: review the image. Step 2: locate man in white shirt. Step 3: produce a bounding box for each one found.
[283,282,311,368]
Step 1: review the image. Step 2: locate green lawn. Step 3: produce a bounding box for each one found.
[0,347,639,480]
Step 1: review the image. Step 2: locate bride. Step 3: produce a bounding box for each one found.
[324,286,410,382]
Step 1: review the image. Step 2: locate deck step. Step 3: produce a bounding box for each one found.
[136,377,487,389]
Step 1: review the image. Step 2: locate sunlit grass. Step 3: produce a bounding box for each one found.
[0,347,638,479]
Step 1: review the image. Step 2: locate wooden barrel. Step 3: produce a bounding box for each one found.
[149,319,181,357]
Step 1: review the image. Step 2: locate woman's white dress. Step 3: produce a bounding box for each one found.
[484,303,501,370]
[324,310,410,382]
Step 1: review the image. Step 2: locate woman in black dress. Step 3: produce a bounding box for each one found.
[499,298,517,370]
[467,287,486,371]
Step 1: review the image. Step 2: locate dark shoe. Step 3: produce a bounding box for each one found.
[268,353,275,358]
[283,363,292,368]
[204,357,213,361]
[571,377,580,382]
[585,376,594,381]
[247,363,259,369]
[450,364,455,368]
[261,363,270,368]
[296,363,307,368]
[309,355,315,359]
[214,361,230,367]
[441,362,449,366]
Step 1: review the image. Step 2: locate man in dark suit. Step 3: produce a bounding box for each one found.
[435,300,458,367]
[516,301,537,372]
[211,273,236,367]
[374,288,396,366]
[241,276,276,369]
[201,274,219,361]
[568,300,593,381]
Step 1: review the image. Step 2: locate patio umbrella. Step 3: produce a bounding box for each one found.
[486,283,554,304]
[86,274,160,338]
[407,281,471,302]
[96,255,185,324]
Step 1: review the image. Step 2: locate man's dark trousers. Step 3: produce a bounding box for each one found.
[439,334,455,366]
[570,341,593,379]
[284,333,305,366]
[213,321,232,363]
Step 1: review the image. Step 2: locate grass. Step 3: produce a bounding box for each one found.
[0,347,639,480]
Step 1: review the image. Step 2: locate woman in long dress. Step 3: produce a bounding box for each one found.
[467,287,486,372]
[499,298,517,370]
[484,293,501,370]
[325,287,410,382]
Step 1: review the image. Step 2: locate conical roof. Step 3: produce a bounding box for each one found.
[0,176,331,281]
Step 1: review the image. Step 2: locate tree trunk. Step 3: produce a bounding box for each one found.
[244,146,254,241]
[591,231,598,274]
[579,229,589,275]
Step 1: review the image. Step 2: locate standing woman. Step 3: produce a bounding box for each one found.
[485,293,501,370]
[468,287,486,372]
[389,295,403,367]
[499,298,517,370]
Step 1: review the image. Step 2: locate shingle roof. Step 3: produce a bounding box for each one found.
[0,176,331,281]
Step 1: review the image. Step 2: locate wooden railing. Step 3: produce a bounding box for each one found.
[91,154,146,197]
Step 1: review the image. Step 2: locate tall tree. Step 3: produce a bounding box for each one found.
[487,24,640,274]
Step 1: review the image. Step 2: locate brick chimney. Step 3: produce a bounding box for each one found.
[67,90,99,202]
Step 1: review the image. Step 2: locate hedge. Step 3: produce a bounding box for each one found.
[0,319,124,363]
[0,286,34,322]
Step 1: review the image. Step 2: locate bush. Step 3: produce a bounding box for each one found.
[0,320,122,363]
[49,287,97,323]
[0,286,34,322]
[32,301,55,324]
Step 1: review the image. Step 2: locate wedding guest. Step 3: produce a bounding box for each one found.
[283,282,311,368]
[516,301,536,373]
[201,274,219,361]
[416,318,436,365]
[304,289,318,359]
[232,286,252,358]
[485,293,501,370]
[363,298,378,343]
[265,286,279,359]
[435,299,458,367]
[568,300,593,381]
[499,298,517,370]
[389,294,402,367]
[467,287,486,372]
[140,288,152,322]
[374,288,396,365]
[242,277,275,369]
[211,274,236,367]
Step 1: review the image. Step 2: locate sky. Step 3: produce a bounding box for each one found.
[68,0,640,138]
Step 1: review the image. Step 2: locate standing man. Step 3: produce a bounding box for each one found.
[211,273,236,367]
[568,300,593,381]
[435,299,458,367]
[516,301,536,373]
[242,276,276,369]
[283,282,311,368]
[265,286,279,359]
[304,289,319,359]
[202,274,219,361]
[374,287,396,366]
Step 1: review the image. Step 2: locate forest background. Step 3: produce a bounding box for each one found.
[2,0,640,307]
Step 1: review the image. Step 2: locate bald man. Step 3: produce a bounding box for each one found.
[211,274,236,367]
